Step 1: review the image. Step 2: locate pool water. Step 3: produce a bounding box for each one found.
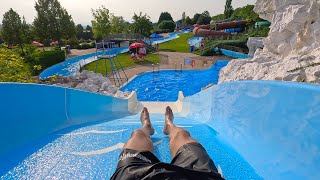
[121,60,229,101]
[1,114,260,179]
[188,36,203,48]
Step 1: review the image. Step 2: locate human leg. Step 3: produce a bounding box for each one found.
[163,106,219,174]
[163,106,198,157]
[123,107,155,152]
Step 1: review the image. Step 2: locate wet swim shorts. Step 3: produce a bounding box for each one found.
[110,142,224,180]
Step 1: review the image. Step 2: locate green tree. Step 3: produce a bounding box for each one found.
[83,25,93,40]
[91,6,111,40]
[131,12,153,37]
[110,15,129,34]
[182,12,186,27]
[158,12,173,24]
[232,5,259,21]
[184,16,192,26]
[1,9,25,53]
[21,17,34,44]
[33,0,76,45]
[211,14,225,22]
[224,0,234,18]
[158,20,176,32]
[76,24,84,40]
[197,11,211,24]
[192,13,201,24]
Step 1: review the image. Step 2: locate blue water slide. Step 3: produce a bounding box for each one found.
[214,47,249,59]
[39,46,129,79]
[224,28,243,33]
[1,81,320,179]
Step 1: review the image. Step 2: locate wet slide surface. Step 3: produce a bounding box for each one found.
[1,114,260,179]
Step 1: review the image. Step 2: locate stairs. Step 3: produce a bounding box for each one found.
[193,41,221,56]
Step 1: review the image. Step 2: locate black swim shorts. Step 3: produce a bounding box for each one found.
[110,142,224,180]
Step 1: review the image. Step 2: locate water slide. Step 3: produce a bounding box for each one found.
[40,31,189,79]
[1,81,320,179]
[193,21,247,37]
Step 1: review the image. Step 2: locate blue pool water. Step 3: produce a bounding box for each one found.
[187,36,203,48]
[121,60,229,101]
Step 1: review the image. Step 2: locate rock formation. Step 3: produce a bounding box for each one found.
[42,71,131,98]
[219,0,320,84]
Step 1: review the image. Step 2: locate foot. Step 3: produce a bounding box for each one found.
[140,107,154,135]
[163,106,174,135]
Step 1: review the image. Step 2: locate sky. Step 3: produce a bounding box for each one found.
[0,0,257,25]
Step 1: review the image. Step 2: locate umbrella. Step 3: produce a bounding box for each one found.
[50,41,59,46]
[32,41,44,47]
[129,42,144,49]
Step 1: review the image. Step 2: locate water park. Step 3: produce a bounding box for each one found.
[1,0,320,179]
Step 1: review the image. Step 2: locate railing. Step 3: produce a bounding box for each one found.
[104,33,146,41]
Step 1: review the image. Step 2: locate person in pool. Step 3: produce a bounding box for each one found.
[110,106,224,180]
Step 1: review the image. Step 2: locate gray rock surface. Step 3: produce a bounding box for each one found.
[219,0,320,84]
[42,70,131,98]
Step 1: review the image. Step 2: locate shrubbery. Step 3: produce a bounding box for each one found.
[158,20,176,32]
[0,48,33,82]
[74,42,95,49]
[152,29,171,34]
[26,50,65,74]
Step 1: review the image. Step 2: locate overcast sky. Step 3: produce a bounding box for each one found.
[0,0,257,25]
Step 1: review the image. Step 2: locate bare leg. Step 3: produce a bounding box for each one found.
[163,106,198,157]
[123,107,155,152]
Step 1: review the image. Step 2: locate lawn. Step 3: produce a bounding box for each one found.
[84,53,160,75]
[159,32,193,53]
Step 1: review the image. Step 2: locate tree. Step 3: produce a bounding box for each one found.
[83,25,93,40]
[184,16,192,26]
[182,12,186,27]
[1,9,25,53]
[197,11,211,24]
[21,17,34,44]
[232,5,259,21]
[192,13,201,24]
[76,24,84,40]
[224,0,234,19]
[110,15,129,34]
[131,12,153,37]
[158,12,173,24]
[211,14,225,22]
[33,0,76,45]
[158,20,176,32]
[91,6,111,40]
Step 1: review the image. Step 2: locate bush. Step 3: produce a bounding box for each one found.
[0,48,33,82]
[75,43,94,49]
[158,20,176,32]
[152,29,171,34]
[26,50,65,74]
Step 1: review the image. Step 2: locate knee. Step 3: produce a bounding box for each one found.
[174,129,191,140]
[131,129,147,138]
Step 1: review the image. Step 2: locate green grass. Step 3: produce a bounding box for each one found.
[84,53,160,75]
[159,32,193,53]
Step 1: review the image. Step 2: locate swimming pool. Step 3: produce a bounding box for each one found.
[121,60,229,101]
[187,36,203,48]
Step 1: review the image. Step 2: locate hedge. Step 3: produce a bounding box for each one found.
[27,50,65,74]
